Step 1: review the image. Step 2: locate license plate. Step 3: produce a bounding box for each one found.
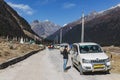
[94,64,105,69]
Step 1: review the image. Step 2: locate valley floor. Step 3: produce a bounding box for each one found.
[0,48,120,80]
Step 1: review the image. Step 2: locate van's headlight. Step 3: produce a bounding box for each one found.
[82,59,91,63]
[106,58,110,62]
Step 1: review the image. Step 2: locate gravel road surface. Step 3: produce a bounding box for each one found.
[0,48,120,80]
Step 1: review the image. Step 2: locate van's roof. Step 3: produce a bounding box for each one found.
[73,42,99,46]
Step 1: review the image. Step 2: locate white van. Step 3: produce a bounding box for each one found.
[71,42,111,75]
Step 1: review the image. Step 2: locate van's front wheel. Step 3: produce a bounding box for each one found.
[105,70,110,74]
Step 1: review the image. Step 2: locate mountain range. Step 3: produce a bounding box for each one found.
[31,20,61,38]
[0,0,41,42]
[1,0,120,46]
[47,4,120,46]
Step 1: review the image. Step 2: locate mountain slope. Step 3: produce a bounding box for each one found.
[48,4,120,46]
[31,20,61,38]
[0,0,41,41]
[63,6,120,46]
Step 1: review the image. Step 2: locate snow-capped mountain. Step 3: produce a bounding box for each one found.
[109,3,120,10]
[31,20,61,38]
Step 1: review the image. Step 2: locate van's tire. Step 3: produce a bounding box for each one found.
[79,64,84,75]
[105,70,110,74]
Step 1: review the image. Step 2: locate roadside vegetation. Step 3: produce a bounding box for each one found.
[0,38,44,63]
[103,47,120,74]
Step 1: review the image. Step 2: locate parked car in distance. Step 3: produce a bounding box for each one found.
[71,42,111,75]
[54,44,60,49]
[59,43,70,54]
[48,45,54,49]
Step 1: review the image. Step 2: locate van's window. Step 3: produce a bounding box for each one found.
[79,45,103,53]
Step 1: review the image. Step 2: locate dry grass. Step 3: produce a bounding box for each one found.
[103,46,120,74]
[0,39,43,63]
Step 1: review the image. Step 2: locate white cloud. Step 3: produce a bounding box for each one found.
[7,2,34,15]
[63,3,76,9]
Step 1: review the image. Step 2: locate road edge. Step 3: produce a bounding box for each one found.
[0,47,45,69]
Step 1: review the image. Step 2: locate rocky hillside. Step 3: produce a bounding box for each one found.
[48,4,120,46]
[0,0,41,41]
[31,20,61,38]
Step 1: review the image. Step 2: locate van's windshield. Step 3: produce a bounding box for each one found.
[79,45,103,54]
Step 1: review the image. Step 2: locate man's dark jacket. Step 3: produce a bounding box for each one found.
[63,49,68,59]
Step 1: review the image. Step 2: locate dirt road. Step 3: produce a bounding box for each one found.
[0,48,120,80]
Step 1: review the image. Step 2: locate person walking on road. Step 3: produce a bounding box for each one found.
[62,46,69,72]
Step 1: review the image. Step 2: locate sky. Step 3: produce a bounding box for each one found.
[5,0,120,26]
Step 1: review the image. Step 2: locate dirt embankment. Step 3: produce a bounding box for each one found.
[0,39,44,63]
[103,46,120,74]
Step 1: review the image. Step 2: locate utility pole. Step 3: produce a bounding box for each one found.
[60,28,62,44]
[81,12,84,43]
[55,35,58,44]
[54,35,58,44]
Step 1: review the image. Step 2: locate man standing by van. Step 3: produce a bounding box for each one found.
[62,46,69,72]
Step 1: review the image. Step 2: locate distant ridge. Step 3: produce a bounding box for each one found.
[31,20,61,38]
[48,4,120,46]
